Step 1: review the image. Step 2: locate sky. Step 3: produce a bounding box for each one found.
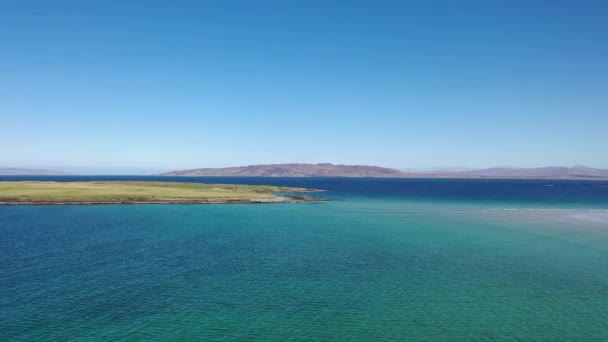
[1,0,607,174]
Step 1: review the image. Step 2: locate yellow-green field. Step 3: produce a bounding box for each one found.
[0,181,314,204]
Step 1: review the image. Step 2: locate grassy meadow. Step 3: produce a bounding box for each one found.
[0,181,308,203]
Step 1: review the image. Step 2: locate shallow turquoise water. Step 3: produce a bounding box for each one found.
[2,179,608,340]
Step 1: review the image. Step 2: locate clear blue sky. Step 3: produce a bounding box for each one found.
[1,0,607,173]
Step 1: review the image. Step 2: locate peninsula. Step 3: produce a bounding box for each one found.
[0,181,321,205]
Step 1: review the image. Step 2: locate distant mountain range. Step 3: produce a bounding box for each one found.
[2,164,606,179]
[0,168,67,176]
[427,165,608,179]
[161,163,608,180]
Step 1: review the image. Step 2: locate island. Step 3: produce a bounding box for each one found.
[161,163,408,177]
[0,181,322,205]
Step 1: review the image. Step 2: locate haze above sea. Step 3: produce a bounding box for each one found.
[2,176,608,341]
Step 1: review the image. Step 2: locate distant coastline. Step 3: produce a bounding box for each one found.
[160,163,608,180]
[3,164,608,180]
[0,168,67,176]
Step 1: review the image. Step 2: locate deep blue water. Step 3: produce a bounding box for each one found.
[2,177,608,341]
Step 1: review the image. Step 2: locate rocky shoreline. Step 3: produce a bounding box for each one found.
[0,195,326,206]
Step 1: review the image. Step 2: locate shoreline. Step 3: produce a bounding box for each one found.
[0,195,325,206]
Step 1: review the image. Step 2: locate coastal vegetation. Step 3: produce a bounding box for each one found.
[0,181,317,205]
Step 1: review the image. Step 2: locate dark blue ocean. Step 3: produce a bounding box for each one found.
[2,177,608,340]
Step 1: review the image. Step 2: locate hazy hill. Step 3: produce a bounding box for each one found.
[0,168,67,176]
[435,165,608,179]
[162,163,411,177]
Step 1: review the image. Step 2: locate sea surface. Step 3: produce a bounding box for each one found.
[2,176,608,341]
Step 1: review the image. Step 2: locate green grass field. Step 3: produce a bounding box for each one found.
[0,181,310,204]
